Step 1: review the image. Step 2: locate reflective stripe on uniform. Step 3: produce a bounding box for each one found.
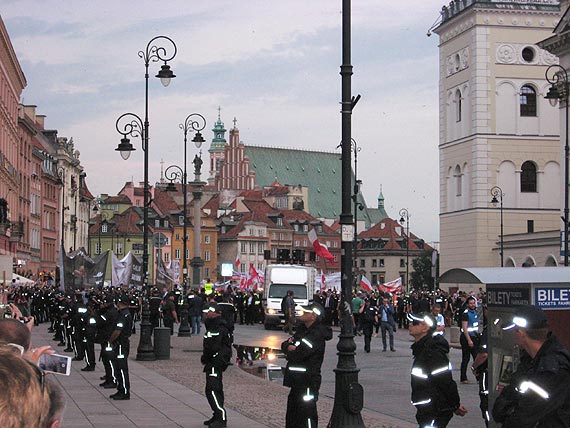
[301,338,313,348]
[411,398,431,406]
[289,366,307,372]
[518,381,549,399]
[431,363,452,375]
[411,367,428,379]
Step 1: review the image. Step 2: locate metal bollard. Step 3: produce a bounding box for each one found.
[153,327,171,360]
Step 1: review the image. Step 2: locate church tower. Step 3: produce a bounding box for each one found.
[434,0,561,272]
[208,106,227,185]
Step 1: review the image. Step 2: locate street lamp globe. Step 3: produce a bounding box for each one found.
[115,137,134,160]
[192,131,205,149]
[155,64,176,87]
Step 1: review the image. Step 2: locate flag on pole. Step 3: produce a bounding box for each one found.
[320,269,327,290]
[235,251,241,268]
[360,274,373,293]
[379,277,403,294]
[308,228,335,263]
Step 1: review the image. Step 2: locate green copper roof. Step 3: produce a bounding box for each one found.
[210,109,227,151]
[244,146,341,218]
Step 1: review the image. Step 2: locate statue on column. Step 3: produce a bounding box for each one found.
[193,154,203,176]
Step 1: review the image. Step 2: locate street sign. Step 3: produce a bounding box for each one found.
[153,232,168,247]
[341,224,354,242]
[132,243,145,251]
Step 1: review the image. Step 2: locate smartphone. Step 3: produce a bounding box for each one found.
[38,353,72,376]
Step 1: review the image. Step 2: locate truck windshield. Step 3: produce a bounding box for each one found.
[268,284,308,299]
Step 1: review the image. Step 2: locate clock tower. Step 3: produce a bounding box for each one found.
[208,106,227,185]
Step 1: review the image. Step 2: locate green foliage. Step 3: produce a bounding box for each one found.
[410,250,437,290]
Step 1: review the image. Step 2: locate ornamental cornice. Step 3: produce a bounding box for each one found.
[539,31,570,56]
[438,8,559,43]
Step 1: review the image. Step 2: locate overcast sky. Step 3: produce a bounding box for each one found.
[3,0,444,243]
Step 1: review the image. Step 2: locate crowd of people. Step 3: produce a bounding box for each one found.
[1,279,568,428]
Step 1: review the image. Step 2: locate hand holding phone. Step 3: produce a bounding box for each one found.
[38,353,72,376]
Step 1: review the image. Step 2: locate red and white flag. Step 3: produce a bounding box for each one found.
[320,269,327,290]
[360,274,373,293]
[234,252,241,268]
[308,229,335,263]
[379,277,403,294]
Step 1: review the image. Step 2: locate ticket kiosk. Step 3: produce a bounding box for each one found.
[439,267,570,427]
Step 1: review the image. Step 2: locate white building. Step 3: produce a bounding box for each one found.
[434,0,563,272]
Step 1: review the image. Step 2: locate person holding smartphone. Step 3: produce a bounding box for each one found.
[108,295,132,400]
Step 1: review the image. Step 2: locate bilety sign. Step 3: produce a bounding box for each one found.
[487,286,531,306]
[535,287,570,309]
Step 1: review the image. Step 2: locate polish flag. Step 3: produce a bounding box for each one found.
[234,252,241,268]
[360,274,373,293]
[308,229,335,263]
[378,277,403,294]
[320,269,327,290]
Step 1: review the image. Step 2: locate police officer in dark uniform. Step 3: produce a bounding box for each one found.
[359,298,378,353]
[201,302,232,427]
[97,295,119,389]
[81,300,98,371]
[493,305,570,427]
[108,295,132,400]
[408,312,468,428]
[281,302,333,428]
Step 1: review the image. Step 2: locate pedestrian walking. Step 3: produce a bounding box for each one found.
[201,302,232,428]
[359,298,378,353]
[408,312,468,428]
[492,305,570,428]
[281,290,296,334]
[379,297,396,352]
[460,296,480,383]
[281,302,333,428]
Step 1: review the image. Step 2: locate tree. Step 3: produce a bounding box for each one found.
[410,250,436,291]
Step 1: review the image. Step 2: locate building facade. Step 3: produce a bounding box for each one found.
[434,0,562,272]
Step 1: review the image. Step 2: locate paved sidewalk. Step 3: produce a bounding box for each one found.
[33,324,268,428]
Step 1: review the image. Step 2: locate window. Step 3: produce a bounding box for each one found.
[241,242,247,253]
[95,242,101,255]
[294,240,300,247]
[379,259,385,267]
[455,165,462,196]
[102,223,108,233]
[520,85,537,117]
[258,242,264,253]
[250,242,256,254]
[205,251,210,262]
[240,264,246,273]
[303,240,307,247]
[205,268,210,278]
[164,220,169,228]
[400,259,405,268]
[379,273,385,284]
[175,249,181,259]
[360,259,365,268]
[175,233,180,240]
[455,89,462,122]
[204,235,211,244]
[155,219,160,228]
[185,248,189,260]
[277,218,283,226]
[303,225,308,232]
[372,274,377,284]
[527,220,534,233]
[164,252,170,262]
[522,47,535,63]
[250,228,254,236]
[333,241,338,248]
[117,242,123,255]
[294,224,300,232]
[258,229,264,236]
[521,161,537,192]
[179,216,184,225]
[372,259,377,267]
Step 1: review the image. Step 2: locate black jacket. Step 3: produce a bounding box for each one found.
[410,333,460,419]
[201,316,232,371]
[281,321,333,391]
[492,334,570,428]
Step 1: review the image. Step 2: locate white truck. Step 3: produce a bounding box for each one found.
[263,264,317,330]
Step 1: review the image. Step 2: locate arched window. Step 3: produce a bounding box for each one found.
[455,165,462,196]
[455,89,462,122]
[521,161,537,192]
[520,85,537,117]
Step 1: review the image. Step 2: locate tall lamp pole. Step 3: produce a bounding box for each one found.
[545,65,569,266]
[328,0,365,426]
[57,167,68,289]
[490,186,504,267]
[351,139,363,292]
[399,209,410,292]
[115,36,177,361]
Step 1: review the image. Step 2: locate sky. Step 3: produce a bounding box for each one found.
[2,0,444,243]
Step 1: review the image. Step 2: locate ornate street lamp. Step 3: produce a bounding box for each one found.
[490,186,504,267]
[115,36,177,361]
[56,166,69,290]
[164,113,206,337]
[545,65,569,266]
[399,208,410,292]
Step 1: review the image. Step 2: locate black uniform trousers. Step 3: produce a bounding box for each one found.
[101,344,117,384]
[416,411,453,428]
[459,334,480,382]
[205,366,226,422]
[83,336,96,367]
[286,386,319,428]
[362,323,373,352]
[112,340,130,395]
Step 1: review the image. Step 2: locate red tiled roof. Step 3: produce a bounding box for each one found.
[358,217,430,251]
[103,194,131,204]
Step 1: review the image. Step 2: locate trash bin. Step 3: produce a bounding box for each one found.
[153,327,171,360]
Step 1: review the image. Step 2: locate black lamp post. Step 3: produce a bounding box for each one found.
[490,186,504,267]
[164,113,206,337]
[399,208,410,292]
[56,167,68,290]
[328,0,365,426]
[115,35,177,361]
[545,64,569,267]
[351,139,364,292]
